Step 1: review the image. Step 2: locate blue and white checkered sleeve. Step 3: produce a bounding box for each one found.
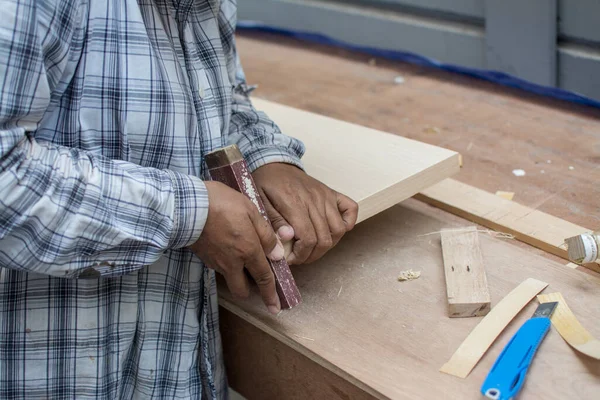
[220,0,306,173]
[0,1,208,278]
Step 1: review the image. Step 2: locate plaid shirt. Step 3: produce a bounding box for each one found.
[0,0,304,398]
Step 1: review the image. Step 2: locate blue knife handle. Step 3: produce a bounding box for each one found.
[480,317,552,400]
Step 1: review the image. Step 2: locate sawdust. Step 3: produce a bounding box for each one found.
[423,126,441,134]
[241,170,260,210]
[397,269,421,282]
[337,285,343,297]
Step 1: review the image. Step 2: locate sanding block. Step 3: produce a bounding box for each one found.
[205,145,302,309]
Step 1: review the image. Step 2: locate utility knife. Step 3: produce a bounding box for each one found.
[481,301,558,400]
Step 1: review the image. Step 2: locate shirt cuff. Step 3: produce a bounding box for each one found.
[164,170,209,249]
[241,145,305,173]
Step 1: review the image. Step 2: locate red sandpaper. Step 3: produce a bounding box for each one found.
[206,150,302,309]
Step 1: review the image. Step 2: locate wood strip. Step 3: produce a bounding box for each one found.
[416,178,600,273]
[440,227,491,317]
[537,292,600,360]
[439,278,548,378]
[252,98,461,224]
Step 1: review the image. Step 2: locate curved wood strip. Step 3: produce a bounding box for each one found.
[537,292,600,360]
[440,278,548,378]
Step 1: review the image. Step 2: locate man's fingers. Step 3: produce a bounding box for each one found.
[326,201,347,247]
[286,215,317,265]
[263,191,316,265]
[261,190,295,241]
[248,202,284,261]
[304,203,333,264]
[223,267,250,299]
[337,193,359,230]
[244,232,281,314]
[261,191,295,257]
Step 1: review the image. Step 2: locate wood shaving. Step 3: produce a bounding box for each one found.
[294,334,315,341]
[495,191,515,201]
[337,285,343,297]
[397,269,421,282]
[418,228,515,240]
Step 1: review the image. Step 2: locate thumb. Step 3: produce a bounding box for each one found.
[261,189,295,243]
[249,207,285,262]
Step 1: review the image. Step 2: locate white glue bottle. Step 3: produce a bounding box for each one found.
[565,231,600,264]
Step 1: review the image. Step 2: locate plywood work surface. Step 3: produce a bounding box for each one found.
[219,199,600,400]
[251,98,460,223]
[236,32,600,229]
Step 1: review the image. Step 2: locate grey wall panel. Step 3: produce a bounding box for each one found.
[485,0,557,87]
[349,0,485,19]
[559,0,600,43]
[238,0,485,68]
[558,45,600,101]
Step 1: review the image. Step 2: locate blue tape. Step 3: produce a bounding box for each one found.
[237,21,600,110]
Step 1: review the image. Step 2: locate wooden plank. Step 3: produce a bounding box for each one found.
[251,98,461,224]
[440,227,491,317]
[219,199,600,400]
[439,278,548,378]
[237,33,600,230]
[415,178,600,273]
[538,292,600,360]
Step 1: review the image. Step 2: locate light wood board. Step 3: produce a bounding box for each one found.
[439,278,548,378]
[440,227,491,318]
[251,98,461,223]
[416,178,600,273]
[237,33,600,231]
[538,292,600,360]
[219,199,600,400]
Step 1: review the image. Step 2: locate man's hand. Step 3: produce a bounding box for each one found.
[189,181,284,314]
[252,163,358,265]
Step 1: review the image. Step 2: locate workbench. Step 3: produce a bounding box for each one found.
[219,32,600,399]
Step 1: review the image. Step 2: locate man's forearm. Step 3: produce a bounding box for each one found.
[0,131,208,278]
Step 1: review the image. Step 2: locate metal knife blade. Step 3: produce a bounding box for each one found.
[532,301,558,319]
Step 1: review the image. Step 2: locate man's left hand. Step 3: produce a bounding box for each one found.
[252,163,358,265]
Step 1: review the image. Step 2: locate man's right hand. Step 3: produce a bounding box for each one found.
[189,181,283,314]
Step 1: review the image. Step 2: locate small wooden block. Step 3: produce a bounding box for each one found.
[441,227,491,318]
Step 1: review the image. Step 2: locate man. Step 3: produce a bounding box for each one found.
[0,0,358,398]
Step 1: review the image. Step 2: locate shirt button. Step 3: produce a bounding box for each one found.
[80,267,101,279]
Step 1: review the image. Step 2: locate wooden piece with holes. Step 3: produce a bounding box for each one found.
[440,226,491,317]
